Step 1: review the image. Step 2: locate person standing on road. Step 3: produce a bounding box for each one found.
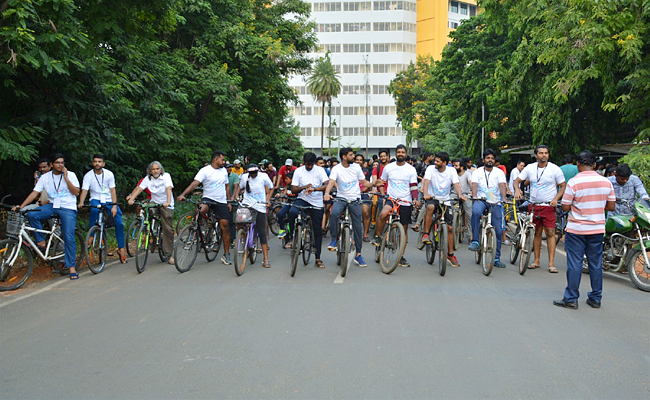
[468,149,508,269]
[325,148,374,267]
[78,154,127,263]
[514,145,566,273]
[177,151,233,265]
[126,161,175,264]
[453,158,473,235]
[15,153,81,279]
[607,164,649,216]
[560,154,579,183]
[287,152,329,269]
[554,150,615,310]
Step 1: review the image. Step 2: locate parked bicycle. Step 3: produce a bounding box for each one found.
[508,200,545,275]
[83,202,120,274]
[374,194,408,275]
[289,204,320,277]
[173,198,221,273]
[131,200,169,273]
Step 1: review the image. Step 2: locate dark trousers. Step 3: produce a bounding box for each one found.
[288,199,324,259]
[26,204,77,268]
[471,201,503,260]
[563,232,603,303]
[329,200,363,254]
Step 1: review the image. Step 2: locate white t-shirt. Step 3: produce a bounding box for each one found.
[82,169,116,203]
[139,173,174,209]
[329,163,365,200]
[517,162,565,203]
[459,169,472,195]
[34,171,79,211]
[473,167,507,204]
[381,162,418,203]
[239,172,273,213]
[194,165,229,204]
[424,165,459,204]
[292,165,329,207]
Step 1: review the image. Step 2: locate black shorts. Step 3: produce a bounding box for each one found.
[425,199,453,225]
[203,198,231,221]
[385,199,412,226]
[360,193,370,201]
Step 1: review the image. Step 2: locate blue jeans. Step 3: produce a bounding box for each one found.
[277,204,291,232]
[471,201,503,260]
[329,200,363,254]
[89,199,125,248]
[563,232,603,303]
[26,204,77,268]
[288,199,324,259]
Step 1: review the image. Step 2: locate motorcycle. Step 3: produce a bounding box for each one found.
[582,198,650,292]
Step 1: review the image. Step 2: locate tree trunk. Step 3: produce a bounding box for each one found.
[327,102,332,157]
[320,102,325,155]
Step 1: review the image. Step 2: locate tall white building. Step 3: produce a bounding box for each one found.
[288,1,418,157]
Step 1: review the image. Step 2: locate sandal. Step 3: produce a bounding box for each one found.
[118,249,128,264]
[548,266,558,273]
[528,263,540,269]
[284,242,292,249]
[69,272,79,280]
[314,259,325,269]
[262,260,271,268]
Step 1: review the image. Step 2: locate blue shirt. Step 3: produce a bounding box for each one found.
[608,175,649,215]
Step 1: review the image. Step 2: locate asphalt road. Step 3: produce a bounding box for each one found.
[1,231,648,399]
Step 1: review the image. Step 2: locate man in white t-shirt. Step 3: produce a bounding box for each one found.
[78,154,127,263]
[468,149,508,269]
[288,152,330,269]
[372,144,420,267]
[514,145,566,273]
[453,158,473,233]
[16,153,81,279]
[508,160,526,194]
[324,147,374,267]
[127,161,175,264]
[178,151,234,265]
[422,152,466,267]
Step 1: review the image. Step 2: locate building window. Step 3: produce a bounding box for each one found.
[342,85,369,95]
[448,21,459,29]
[470,5,477,16]
[314,2,342,12]
[317,44,341,53]
[314,106,341,115]
[449,1,458,13]
[316,23,341,32]
[373,85,390,94]
[343,43,372,53]
[373,64,408,73]
[344,1,371,11]
[373,43,417,53]
[373,106,396,115]
[460,3,468,15]
[373,22,416,32]
[342,64,371,73]
[373,1,416,11]
[343,22,371,32]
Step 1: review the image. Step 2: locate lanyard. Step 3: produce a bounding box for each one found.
[53,173,64,193]
[94,171,104,191]
[536,164,547,183]
[483,169,492,189]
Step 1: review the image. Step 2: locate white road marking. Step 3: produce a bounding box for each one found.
[541,241,566,256]
[333,251,354,283]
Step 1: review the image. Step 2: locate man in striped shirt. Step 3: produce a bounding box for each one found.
[554,150,615,310]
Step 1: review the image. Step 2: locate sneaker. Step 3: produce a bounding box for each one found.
[363,236,370,243]
[447,254,460,267]
[468,241,479,251]
[354,254,367,267]
[371,235,382,247]
[494,259,506,268]
[221,252,232,265]
[328,240,337,251]
[421,233,431,244]
[278,229,287,239]
[399,257,410,267]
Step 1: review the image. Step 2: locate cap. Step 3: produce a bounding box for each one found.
[226,163,233,168]
[234,159,241,165]
[246,165,259,172]
[285,159,293,166]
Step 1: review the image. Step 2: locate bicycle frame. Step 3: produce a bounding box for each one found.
[9,219,63,264]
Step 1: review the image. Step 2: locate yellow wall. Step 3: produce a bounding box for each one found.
[417,0,478,60]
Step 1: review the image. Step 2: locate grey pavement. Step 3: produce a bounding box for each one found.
[1,230,648,399]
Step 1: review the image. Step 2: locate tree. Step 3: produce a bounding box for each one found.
[306,52,341,155]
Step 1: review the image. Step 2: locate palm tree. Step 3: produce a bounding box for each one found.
[306,53,341,155]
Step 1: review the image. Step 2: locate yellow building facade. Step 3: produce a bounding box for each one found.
[417,0,478,59]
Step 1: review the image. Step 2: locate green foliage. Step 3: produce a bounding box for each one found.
[621,144,650,188]
[306,52,341,154]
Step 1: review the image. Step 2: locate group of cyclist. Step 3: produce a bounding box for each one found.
[9,143,648,285]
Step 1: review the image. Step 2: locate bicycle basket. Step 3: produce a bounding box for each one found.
[235,207,254,223]
[6,212,24,235]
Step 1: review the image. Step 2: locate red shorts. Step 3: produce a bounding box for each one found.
[530,205,556,229]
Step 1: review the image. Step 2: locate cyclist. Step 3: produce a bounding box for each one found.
[277,171,296,247]
[23,158,52,213]
[607,163,649,216]
[371,149,390,227]
[126,161,175,265]
[421,152,466,267]
[468,149,507,269]
[287,152,329,269]
[78,154,127,263]
[233,165,274,268]
[372,144,420,267]
[453,158,473,235]
[514,145,566,273]
[354,153,373,242]
[325,147,374,267]
[231,159,244,176]
[318,156,333,236]
[177,151,233,265]
[14,153,81,279]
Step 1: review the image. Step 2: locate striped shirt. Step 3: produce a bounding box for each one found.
[562,171,615,235]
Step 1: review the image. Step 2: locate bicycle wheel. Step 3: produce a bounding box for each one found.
[135,224,150,273]
[374,238,381,263]
[174,224,199,273]
[519,227,534,275]
[126,219,141,257]
[475,222,483,265]
[47,230,85,274]
[268,206,281,236]
[0,239,34,291]
[457,210,465,244]
[509,225,521,265]
[157,224,170,263]
[626,248,650,292]
[482,227,496,276]
[248,235,259,264]
[86,226,107,274]
[302,224,313,265]
[417,229,425,250]
[380,221,405,274]
[175,211,194,234]
[425,230,435,265]
[438,222,448,276]
[452,211,459,251]
[202,219,219,262]
[233,228,247,276]
[340,226,350,277]
[290,224,302,277]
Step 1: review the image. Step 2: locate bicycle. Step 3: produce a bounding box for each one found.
[132,200,169,273]
[331,198,366,278]
[289,204,320,277]
[508,200,540,275]
[0,198,85,291]
[451,198,465,250]
[471,198,498,276]
[174,199,221,273]
[83,202,120,274]
[267,196,284,236]
[233,203,266,276]
[422,200,448,276]
[374,194,408,275]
